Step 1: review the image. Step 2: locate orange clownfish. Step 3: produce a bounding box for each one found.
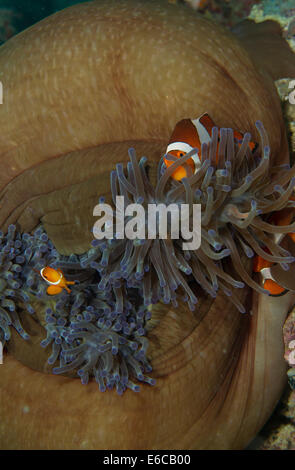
[164,112,258,181]
[253,198,295,296]
[40,266,75,295]
[253,250,288,296]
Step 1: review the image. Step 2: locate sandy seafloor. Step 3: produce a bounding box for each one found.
[0,0,295,450]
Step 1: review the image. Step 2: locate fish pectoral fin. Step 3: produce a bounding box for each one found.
[47,285,63,295]
[66,281,75,285]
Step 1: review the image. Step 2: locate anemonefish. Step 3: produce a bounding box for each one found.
[164,112,258,181]
[165,113,295,296]
[253,251,288,296]
[253,198,295,296]
[40,266,75,295]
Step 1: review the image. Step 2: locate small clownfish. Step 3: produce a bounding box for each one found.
[253,251,288,296]
[40,266,75,295]
[163,112,258,181]
[253,198,295,296]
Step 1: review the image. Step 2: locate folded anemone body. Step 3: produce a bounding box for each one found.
[1,0,295,451]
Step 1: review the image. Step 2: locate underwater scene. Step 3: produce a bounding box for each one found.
[0,0,295,452]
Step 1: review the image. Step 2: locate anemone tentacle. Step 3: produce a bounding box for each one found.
[0,225,153,394]
[92,121,295,313]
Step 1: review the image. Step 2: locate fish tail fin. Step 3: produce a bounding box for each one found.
[232,19,295,81]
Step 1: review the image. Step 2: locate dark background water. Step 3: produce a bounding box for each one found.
[0,0,86,42]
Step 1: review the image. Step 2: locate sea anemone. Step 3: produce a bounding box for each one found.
[1,0,295,451]
[0,224,154,394]
[0,225,56,344]
[92,121,295,313]
[41,290,154,394]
